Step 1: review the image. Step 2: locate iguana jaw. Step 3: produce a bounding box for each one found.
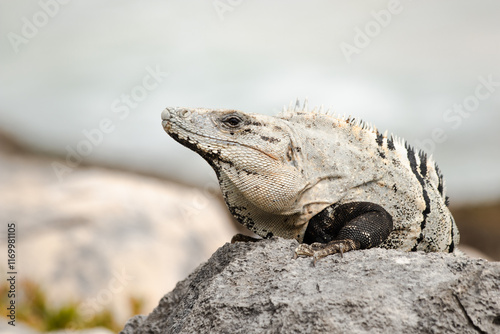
[162,107,283,163]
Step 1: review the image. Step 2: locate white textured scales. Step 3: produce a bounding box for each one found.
[161,101,459,253]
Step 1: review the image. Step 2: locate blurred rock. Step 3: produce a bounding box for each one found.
[0,321,40,334]
[457,245,494,261]
[122,238,500,334]
[0,133,236,323]
[0,321,115,334]
[49,328,115,334]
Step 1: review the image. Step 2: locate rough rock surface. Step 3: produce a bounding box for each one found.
[121,238,500,334]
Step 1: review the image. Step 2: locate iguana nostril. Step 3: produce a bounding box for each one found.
[161,108,173,120]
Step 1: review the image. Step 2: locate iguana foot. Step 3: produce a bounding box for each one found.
[295,202,393,264]
[231,233,261,243]
[294,239,360,264]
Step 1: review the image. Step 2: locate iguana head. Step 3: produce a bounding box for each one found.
[161,106,381,241]
[161,107,314,239]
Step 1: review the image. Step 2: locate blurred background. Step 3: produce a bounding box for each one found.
[1,1,499,332]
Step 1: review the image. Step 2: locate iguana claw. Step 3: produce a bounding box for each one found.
[293,239,359,264]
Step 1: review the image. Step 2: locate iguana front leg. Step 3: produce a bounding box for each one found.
[294,202,393,263]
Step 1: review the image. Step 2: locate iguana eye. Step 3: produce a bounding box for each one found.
[221,115,243,128]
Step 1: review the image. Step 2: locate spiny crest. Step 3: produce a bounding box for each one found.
[283,98,333,115]
[280,99,378,134]
[280,101,428,155]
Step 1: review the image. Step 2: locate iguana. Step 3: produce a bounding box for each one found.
[161,101,459,262]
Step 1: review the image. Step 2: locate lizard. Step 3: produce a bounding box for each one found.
[161,101,459,263]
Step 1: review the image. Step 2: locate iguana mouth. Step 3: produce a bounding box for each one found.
[163,117,279,161]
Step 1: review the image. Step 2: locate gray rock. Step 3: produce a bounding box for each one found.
[121,238,500,334]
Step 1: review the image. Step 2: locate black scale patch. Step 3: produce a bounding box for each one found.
[405,144,431,251]
[303,202,393,249]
